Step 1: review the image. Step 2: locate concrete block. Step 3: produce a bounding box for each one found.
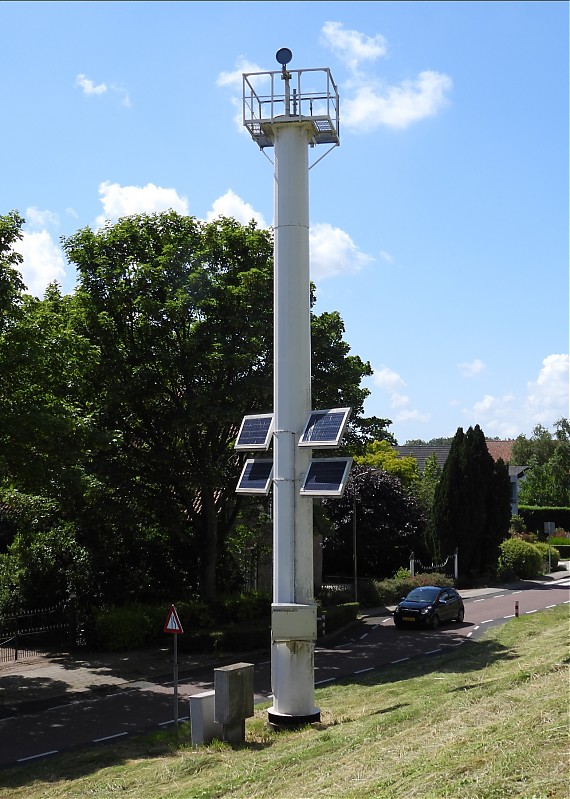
[214,662,254,725]
[189,690,223,745]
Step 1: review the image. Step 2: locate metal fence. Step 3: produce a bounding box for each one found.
[0,601,73,663]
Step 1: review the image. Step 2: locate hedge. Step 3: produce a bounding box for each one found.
[518,506,570,534]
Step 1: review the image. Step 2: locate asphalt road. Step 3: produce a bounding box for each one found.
[1,579,568,769]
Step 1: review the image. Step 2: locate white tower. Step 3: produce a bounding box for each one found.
[242,50,340,727]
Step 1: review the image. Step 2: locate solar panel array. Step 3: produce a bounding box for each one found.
[234,408,353,497]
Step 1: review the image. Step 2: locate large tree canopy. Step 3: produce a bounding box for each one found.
[58,212,372,602]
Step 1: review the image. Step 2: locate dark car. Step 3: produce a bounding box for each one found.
[393,585,465,630]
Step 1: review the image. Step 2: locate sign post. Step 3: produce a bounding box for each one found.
[164,605,184,730]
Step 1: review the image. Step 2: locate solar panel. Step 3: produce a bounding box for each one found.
[236,459,274,494]
[299,457,353,497]
[298,408,351,448]
[235,414,274,450]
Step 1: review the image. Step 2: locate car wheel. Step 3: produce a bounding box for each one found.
[431,614,440,630]
[456,607,465,623]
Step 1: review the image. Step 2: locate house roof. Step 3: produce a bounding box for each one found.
[395,441,526,474]
[394,446,451,472]
[485,440,515,463]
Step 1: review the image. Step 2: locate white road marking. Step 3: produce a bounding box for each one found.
[481,619,494,624]
[504,614,516,619]
[473,599,485,603]
[525,609,538,614]
[359,633,368,640]
[315,678,336,686]
[17,750,58,762]
[93,732,128,743]
[355,667,374,675]
[391,657,410,664]
[425,649,442,655]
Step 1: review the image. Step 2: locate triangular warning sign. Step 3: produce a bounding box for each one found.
[164,605,183,634]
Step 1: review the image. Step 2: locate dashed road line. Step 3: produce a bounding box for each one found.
[355,667,374,675]
[481,619,494,624]
[93,732,128,743]
[390,657,410,664]
[425,649,442,655]
[17,750,58,763]
[525,609,538,614]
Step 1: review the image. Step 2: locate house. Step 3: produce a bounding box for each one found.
[394,441,527,516]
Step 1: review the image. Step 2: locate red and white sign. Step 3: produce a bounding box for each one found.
[164,605,184,634]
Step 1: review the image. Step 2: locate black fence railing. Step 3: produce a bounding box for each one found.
[0,601,74,663]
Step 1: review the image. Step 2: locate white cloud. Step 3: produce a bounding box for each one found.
[15,230,66,297]
[343,71,452,132]
[372,365,429,425]
[218,56,267,133]
[458,358,486,378]
[217,56,263,90]
[525,354,569,424]
[321,21,388,72]
[25,206,59,229]
[310,222,374,280]
[373,365,407,392]
[75,73,107,96]
[465,354,569,437]
[206,190,268,228]
[395,407,430,424]
[96,181,190,226]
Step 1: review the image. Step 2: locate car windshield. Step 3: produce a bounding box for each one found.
[406,587,439,602]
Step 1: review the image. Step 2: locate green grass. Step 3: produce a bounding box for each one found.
[1,605,568,799]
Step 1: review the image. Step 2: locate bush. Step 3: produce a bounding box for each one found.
[534,542,560,572]
[93,604,164,651]
[367,572,455,607]
[497,538,543,581]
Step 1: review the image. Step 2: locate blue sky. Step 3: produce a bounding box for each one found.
[1,1,568,444]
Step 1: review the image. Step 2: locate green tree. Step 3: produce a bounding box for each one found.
[355,439,419,488]
[514,420,570,506]
[433,425,511,578]
[62,212,372,602]
[0,210,26,330]
[414,452,443,558]
[322,465,427,580]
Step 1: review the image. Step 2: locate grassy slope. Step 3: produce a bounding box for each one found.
[1,605,568,799]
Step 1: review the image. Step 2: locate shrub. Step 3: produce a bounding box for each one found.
[497,538,543,581]
[534,542,560,572]
[368,572,454,607]
[93,604,163,651]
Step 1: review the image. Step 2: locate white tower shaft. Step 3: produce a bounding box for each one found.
[270,120,318,723]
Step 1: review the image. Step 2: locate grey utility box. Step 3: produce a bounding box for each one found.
[214,662,254,744]
[271,603,317,642]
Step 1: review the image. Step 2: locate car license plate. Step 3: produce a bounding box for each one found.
[403,616,414,622]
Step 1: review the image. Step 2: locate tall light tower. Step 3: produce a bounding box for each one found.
[241,50,345,728]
